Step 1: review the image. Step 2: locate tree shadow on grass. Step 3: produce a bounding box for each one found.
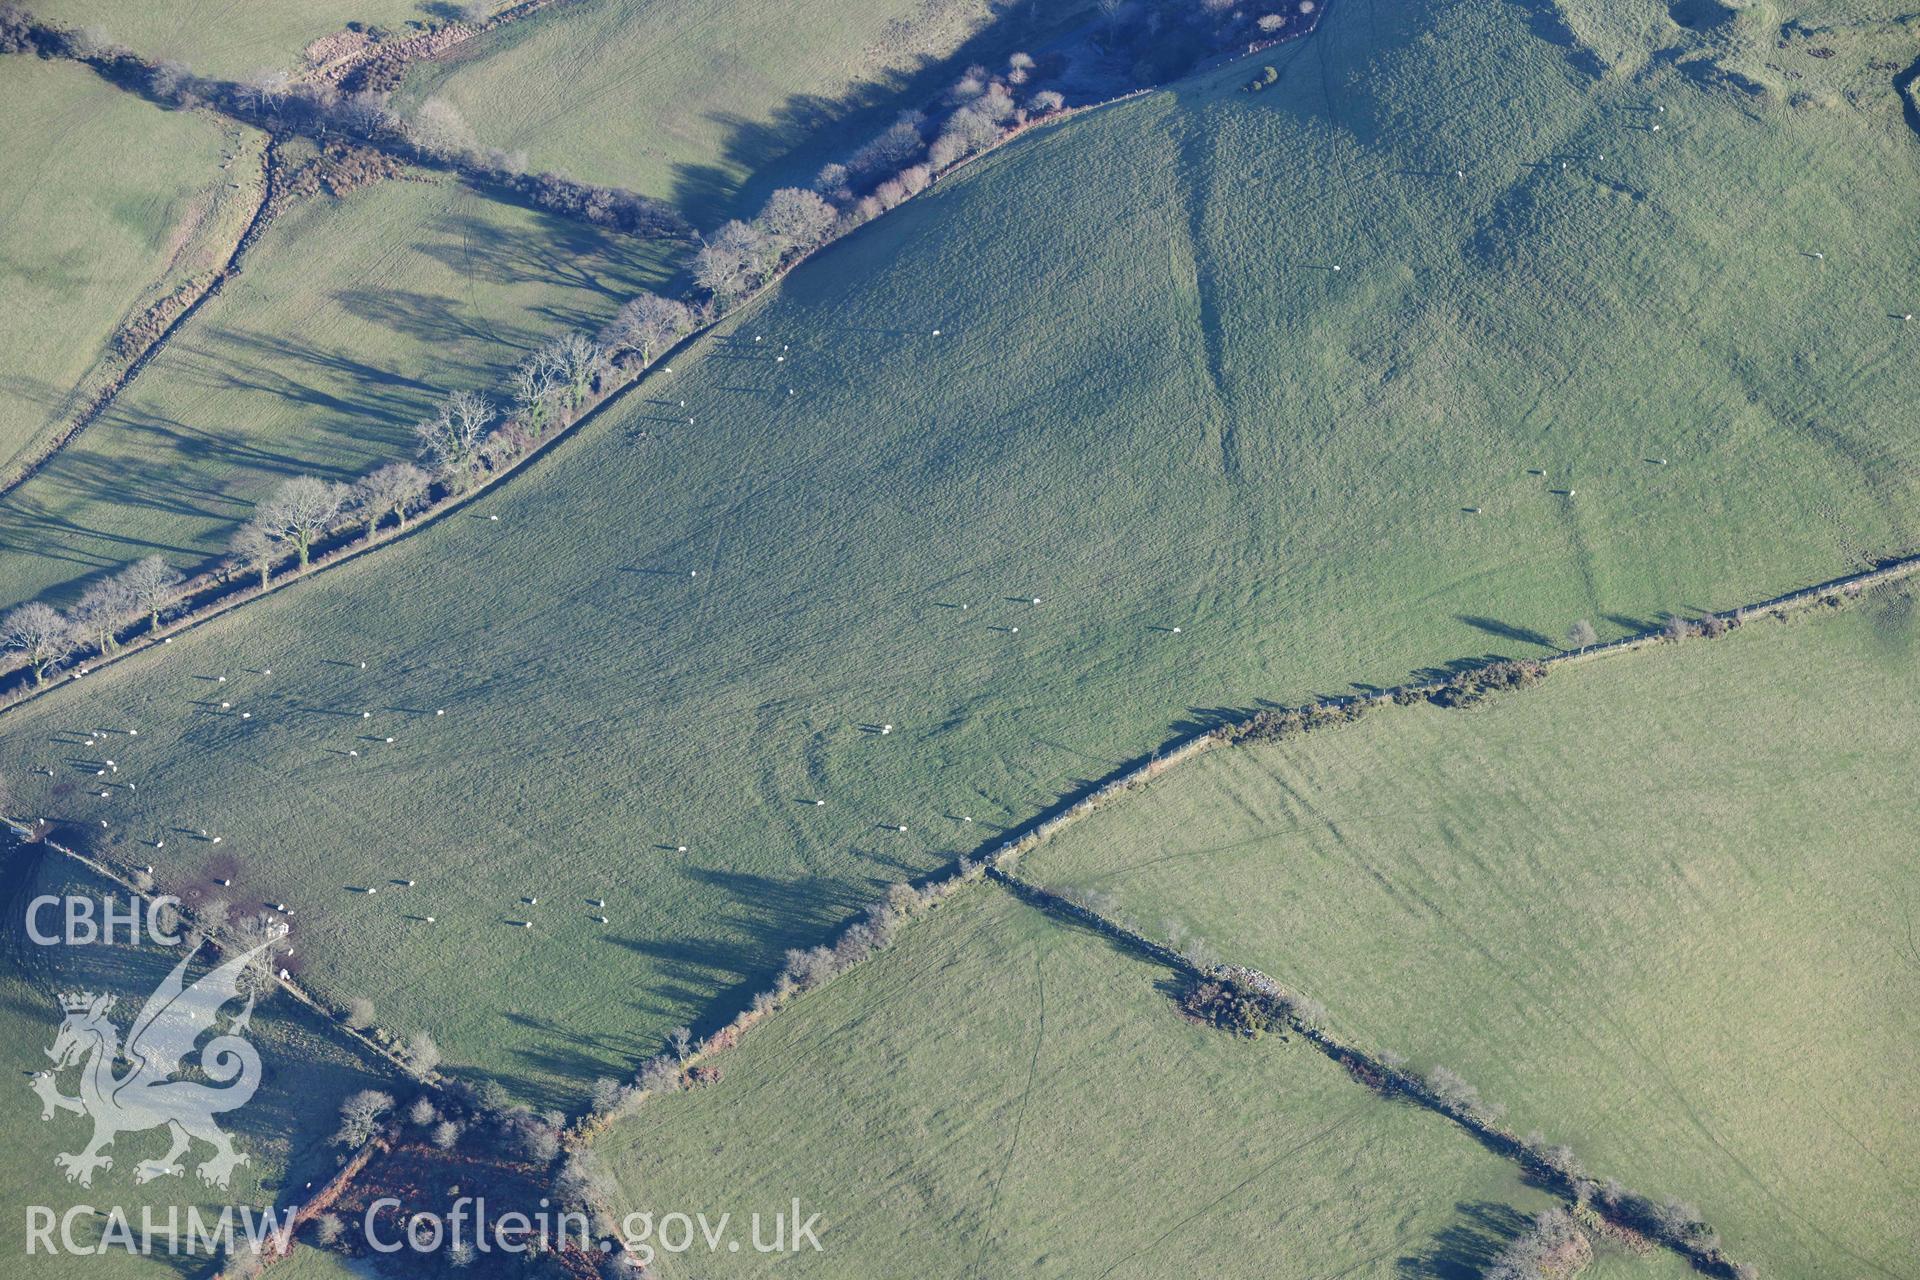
[666,0,1087,226]
[1397,1200,1533,1278]
[1456,614,1556,652]
[405,207,677,309]
[596,866,879,1050]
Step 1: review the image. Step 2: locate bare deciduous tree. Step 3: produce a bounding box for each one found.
[345,996,376,1029]
[1565,619,1597,653]
[1484,1207,1587,1280]
[337,89,394,136]
[352,461,431,539]
[509,346,566,436]
[118,555,183,633]
[2,602,77,685]
[846,117,925,179]
[589,1076,625,1113]
[550,332,607,412]
[409,96,476,159]
[149,59,194,103]
[256,476,349,568]
[604,292,695,367]
[554,1149,617,1213]
[757,187,835,256]
[71,577,136,656]
[334,1088,394,1147]
[929,106,1001,168]
[415,390,497,481]
[405,1030,442,1074]
[227,912,285,996]
[694,221,773,304]
[228,522,277,590]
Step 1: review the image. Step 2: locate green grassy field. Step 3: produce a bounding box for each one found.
[1,0,1917,1111]
[262,1249,382,1280]
[0,842,392,1278]
[0,58,262,485]
[597,889,1692,1278]
[0,171,675,611]
[1023,601,1920,1277]
[392,0,1090,224]
[26,0,448,80]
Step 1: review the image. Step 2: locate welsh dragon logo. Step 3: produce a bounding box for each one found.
[28,936,277,1189]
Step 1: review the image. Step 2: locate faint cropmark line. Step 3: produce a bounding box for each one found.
[30,934,281,1190]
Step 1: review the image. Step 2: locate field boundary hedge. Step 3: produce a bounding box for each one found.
[0,136,279,506]
[0,84,1158,709]
[1,818,423,1087]
[989,866,1758,1277]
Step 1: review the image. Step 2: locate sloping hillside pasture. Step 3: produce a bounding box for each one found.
[597,890,1691,1279]
[1024,602,1920,1277]
[1,0,1918,1106]
[26,0,445,80]
[0,173,676,610]
[394,0,1092,225]
[0,844,392,1278]
[0,58,260,484]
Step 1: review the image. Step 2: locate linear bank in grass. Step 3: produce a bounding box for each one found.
[1024,597,1920,1279]
[2,0,1919,1114]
